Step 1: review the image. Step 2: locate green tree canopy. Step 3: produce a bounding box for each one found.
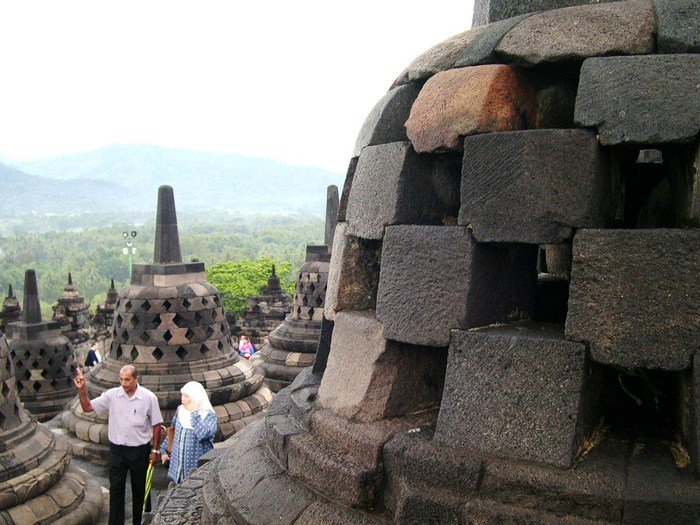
[207,257,295,315]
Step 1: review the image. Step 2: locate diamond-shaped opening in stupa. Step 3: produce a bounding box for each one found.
[176,346,188,360]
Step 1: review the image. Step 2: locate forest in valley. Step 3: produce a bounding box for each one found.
[0,212,324,318]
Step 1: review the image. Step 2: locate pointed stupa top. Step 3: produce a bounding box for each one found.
[23,269,42,324]
[68,272,73,285]
[110,278,115,290]
[8,283,14,297]
[154,185,182,264]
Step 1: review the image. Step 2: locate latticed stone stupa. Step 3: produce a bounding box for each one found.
[61,185,272,460]
[0,284,21,333]
[251,185,338,392]
[6,270,79,422]
[235,265,292,348]
[52,273,92,361]
[150,1,700,523]
[0,333,103,523]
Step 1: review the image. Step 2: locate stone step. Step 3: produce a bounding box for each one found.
[462,498,618,525]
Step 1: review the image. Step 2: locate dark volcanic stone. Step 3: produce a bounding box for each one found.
[622,440,700,524]
[460,129,612,243]
[311,316,334,377]
[565,229,700,370]
[495,0,655,65]
[318,311,446,422]
[435,323,597,468]
[456,15,532,66]
[154,185,182,264]
[377,225,537,347]
[325,223,382,320]
[352,83,423,157]
[345,142,461,240]
[337,157,357,224]
[472,0,619,26]
[654,0,700,53]
[574,55,700,145]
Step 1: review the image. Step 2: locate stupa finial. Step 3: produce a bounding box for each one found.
[154,185,182,264]
[23,269,42,324]
[110,278,115,290]
[7,283,13,297]
[325,185,339,249]
[67,272,73,285]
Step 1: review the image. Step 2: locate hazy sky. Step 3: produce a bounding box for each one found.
[0,1,474,174]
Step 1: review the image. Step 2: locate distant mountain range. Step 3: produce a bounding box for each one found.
[0,145,343,217]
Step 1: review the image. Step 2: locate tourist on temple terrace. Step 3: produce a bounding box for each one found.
[160,381,217,484]
[74,365,163,525]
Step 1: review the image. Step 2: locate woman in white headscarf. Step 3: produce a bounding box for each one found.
[160,381,217,483]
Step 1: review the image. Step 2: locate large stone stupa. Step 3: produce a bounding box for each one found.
[251,185,338,392]
[150,1,700,523]
[61,185,272,460]
[6,270,78,422]
[0,333,103,524]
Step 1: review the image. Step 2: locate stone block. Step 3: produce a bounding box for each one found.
[472,0,620,26]
[622,441,700,524]
[337,157,357,223]
[495,0,654,65]
[318,311,446,422]
[352,83,422,157]
[459,129,612,243]
[480,435,630,521]
[394,25,491,84]
[376,225,537,347]
[665,139,700,228]
[678,353,700,477]
[654,0,700,53]
[565,229,700,370]
[435,323,598,468]
[456,15,533,67]
[311,317,334,377]
[324,223,381,320]
[345,142,461,240]
[406,65,540,153]
[575,55,700,145]
[295,501,384,525]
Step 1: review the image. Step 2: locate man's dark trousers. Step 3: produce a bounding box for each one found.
[109,443,151,525]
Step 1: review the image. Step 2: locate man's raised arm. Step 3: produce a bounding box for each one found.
[73,368,94,412]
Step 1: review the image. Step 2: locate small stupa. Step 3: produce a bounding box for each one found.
[52,272,92,362]
[61,185,272,460]
[235,265,292,347]
[251,185,338,392]
[0,332,103,523]
[91,278,119,341]
[0,283,22,333]
[6,270,78,421]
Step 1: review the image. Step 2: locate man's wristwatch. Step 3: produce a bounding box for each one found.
[151,449,159,454]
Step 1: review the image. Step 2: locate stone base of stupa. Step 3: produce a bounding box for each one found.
[148,368,700,525]
[0,424,104,524]
[250,344,315,392]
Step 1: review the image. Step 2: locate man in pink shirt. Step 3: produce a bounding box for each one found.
[74,365,163,525]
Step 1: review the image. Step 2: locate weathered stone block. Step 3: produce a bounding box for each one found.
[575,55,700,145]
[345,142,461,240]
[665,139,700,228]
[565,229,700,370]
[496,0,655,65]
[459,129,612,243]
[456,15,532,67]
[336,157,357,223]
[654,0,700,53]
[394,25,492,84]
[377,225,537,347]
[318,311,446,422]
[622,441,700,524]
[406,65,540,153]
[352,83,422,157]
[435,323,598,468]
[324,223,381,321]
[472,0,619,26]
[678,353,700,477]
